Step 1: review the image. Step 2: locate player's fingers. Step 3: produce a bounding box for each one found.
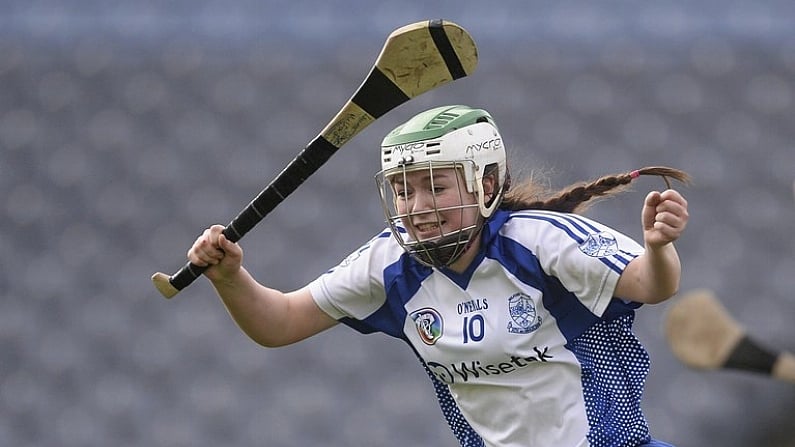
[642,191,662,229]
[207,224,226,244]
[659,189,688,208]
[646,223,677,247]
[644,189,689,244]
[218,234,242,262]
[188,226,227,266]
[649,210,687,243]
[657,196,688,225]
[653,211,684,231]
[644,190,662,207]
[656,199,688,222]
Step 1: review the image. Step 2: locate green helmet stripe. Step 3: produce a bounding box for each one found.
[381,105,496,146]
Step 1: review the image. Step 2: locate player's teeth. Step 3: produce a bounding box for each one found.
[418,223,439,231]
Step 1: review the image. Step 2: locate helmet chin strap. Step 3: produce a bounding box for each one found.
[410,228,476,267]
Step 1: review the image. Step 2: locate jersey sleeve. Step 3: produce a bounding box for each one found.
[307,232,390,322]
[505,211,644,318]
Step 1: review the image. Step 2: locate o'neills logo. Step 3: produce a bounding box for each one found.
[410,307,443,345]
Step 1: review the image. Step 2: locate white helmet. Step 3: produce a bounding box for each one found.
[375,105,508,267]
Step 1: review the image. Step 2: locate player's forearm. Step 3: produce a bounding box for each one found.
[638,242,681,303]
[617,243,681,304]
[209,267,292,347]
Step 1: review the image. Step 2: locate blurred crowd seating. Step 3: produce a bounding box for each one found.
[1,1,794,446]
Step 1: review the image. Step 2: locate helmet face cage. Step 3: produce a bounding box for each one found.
[375,105,508,267]
[376,161,482,267]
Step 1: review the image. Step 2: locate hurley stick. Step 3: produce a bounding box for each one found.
[664,289,795,383]
[152,20,478,298]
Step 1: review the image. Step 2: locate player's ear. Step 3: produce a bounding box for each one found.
[482,170,497,198]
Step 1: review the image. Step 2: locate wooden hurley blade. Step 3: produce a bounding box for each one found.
[665,288,795,384]
[664,289,746,370]
[773,352,795,383]
[319,20,477,148]
[375,20,477,98]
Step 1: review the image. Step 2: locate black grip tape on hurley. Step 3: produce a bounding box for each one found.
[723,335,777,375]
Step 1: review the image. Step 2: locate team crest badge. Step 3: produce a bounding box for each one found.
[410,308,443,345]
[507,293,542,334]
[578,231,618,258]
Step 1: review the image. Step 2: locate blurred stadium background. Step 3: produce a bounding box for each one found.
[1,1,794,446]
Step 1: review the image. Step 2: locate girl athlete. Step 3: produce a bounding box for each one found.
[188,105,689,447]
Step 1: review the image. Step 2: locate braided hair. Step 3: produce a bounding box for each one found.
[499,166,691,214]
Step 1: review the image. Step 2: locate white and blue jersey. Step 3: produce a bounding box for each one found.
[309,209,669,447]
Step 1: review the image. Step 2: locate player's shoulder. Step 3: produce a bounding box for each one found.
[501,209,597,230]
[368,227,404,253]
[505,208,570,220]
[332,228,403,270]
[492,209,609,244]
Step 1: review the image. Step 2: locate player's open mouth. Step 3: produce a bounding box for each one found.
[414,222,442,233]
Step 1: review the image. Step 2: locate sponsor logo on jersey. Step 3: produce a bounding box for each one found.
[578,231,618,258]
[427,347,553,384]
[410,307,444,345]
[507,293,542,334]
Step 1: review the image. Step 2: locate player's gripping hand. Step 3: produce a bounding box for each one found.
[187,225,244,282]
[641,189,689,248]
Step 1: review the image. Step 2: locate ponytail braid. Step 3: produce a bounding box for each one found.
[500,166,690,214]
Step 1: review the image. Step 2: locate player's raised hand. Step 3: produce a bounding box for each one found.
[187,224,243,282]
[641,189,689,248]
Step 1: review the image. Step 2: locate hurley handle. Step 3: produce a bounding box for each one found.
[152,135,338,298]
[152,19,478,298]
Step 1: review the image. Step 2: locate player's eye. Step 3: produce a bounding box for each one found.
[395,189,411,199]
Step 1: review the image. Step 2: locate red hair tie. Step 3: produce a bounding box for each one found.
[630,170,640,179]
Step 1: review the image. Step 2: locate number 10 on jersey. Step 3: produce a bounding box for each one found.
[463,314,485,343]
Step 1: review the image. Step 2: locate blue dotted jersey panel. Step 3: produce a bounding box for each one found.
[414,350,485,447]
[569,312,653,447]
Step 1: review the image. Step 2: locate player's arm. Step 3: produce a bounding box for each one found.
[615,189,689,304]
[189,225,338,347]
